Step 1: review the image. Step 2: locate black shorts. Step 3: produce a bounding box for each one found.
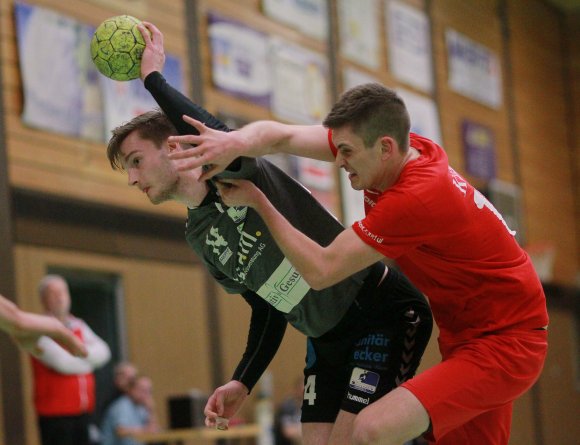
[301,265,432,423]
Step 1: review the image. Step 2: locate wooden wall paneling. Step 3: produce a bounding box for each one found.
[0,1,24,443]
[508,0,578,284]
[430,0,515,185]
[565,12,580,277]
[536,307,580,443]
[1,0,190,219]
[15,245,212,445]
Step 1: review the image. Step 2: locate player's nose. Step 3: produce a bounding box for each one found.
[127,169,139,186]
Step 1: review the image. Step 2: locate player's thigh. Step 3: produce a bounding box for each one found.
[402,330,547,441]
[435,402,513,445]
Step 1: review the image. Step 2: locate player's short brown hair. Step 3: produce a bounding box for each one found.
[107,110,177,170]
[323,83,410,151]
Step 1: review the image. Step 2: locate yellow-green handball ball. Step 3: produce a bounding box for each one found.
[90,15,146,81]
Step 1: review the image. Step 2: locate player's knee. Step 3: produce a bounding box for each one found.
[352,413,389,445]
[352,408,409,445]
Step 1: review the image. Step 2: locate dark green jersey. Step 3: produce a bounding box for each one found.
[143,71,381,391]
[186,156,369,337]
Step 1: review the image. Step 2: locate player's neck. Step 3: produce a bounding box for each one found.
[174,172,209,208]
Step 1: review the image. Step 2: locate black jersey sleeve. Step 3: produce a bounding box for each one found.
[143,71,257,178]
[143,71,230,134]
[232,290,287,393]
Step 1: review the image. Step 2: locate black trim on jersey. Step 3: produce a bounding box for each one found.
[144,71,284,392]
[233,291,287,391]
[144,71,230,134]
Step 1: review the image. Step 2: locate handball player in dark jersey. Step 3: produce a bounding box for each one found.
[105,22,432,445]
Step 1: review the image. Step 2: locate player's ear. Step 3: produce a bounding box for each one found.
[379,136,394,159]
[167,140,179,152]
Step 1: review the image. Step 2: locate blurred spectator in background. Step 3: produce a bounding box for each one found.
[274,377,304,445]
[103,361,139,410]
[101,375,159,445]
[31,274,111,445]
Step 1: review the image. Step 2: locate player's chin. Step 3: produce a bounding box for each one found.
[349,177,363,190]
[148,194,166,205]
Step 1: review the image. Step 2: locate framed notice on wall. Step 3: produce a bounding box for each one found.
[387,1,433,93]
[446,29,502,109]
[15,2,104,140]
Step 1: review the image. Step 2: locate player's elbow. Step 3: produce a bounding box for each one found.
[303,268,335,291]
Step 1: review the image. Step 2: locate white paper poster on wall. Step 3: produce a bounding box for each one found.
[338,0,380,69]
[396,88,442,144]
[446,29,502,109]
[387,1,433,93]
[15,3,104,141]
[342,67,381,92]
[262,0,328,40]
[208,13,271,106]
[100,55,183,139]
[270,38,329,124]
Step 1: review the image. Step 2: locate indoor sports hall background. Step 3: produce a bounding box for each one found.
[0,0,578,444]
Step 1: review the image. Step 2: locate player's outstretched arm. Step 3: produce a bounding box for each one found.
[0,294,87,357]
[215,179,384,289]
[168,119,332,181]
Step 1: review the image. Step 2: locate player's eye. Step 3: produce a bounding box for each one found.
[132,158,141,167]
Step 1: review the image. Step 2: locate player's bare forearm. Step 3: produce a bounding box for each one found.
[167,121,333,179]
[252,194,342,290]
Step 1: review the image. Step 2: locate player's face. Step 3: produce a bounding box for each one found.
[332,126,386,191]
[120,131,180,205]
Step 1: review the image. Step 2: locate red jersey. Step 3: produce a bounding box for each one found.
[32,319,96,416]
[330,131,548,342]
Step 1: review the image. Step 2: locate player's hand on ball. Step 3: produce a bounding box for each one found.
[137,21,165,80]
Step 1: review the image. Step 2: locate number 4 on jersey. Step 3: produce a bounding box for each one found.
[304,375,317,406]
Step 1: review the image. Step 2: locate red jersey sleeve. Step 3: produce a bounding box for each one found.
[328,128,338,157]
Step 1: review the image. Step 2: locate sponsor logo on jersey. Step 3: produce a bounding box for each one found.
[349,367,379,394]
[219,247,233,265]
[206,227,228,254]
[353,333,390,364]
[257,258,310,313]
[206,225,264,272]
[364,195,376,208]
[215,202,248,223]
[449,167,467,196]
[346,392,370,405]
[357,221,384,244]
[227,206,247,223]
[234,230,264,281]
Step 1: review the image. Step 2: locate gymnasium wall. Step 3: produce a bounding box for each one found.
[0,1,578,444]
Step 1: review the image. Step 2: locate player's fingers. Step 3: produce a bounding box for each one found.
[143,21,161,41]
[137,23,151,44]
[215,395,225,416]
[176,157,206,172]
[198,165,222,181]
[167,134,203,149]
[216,417,229,430]
[182,115,208,134]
